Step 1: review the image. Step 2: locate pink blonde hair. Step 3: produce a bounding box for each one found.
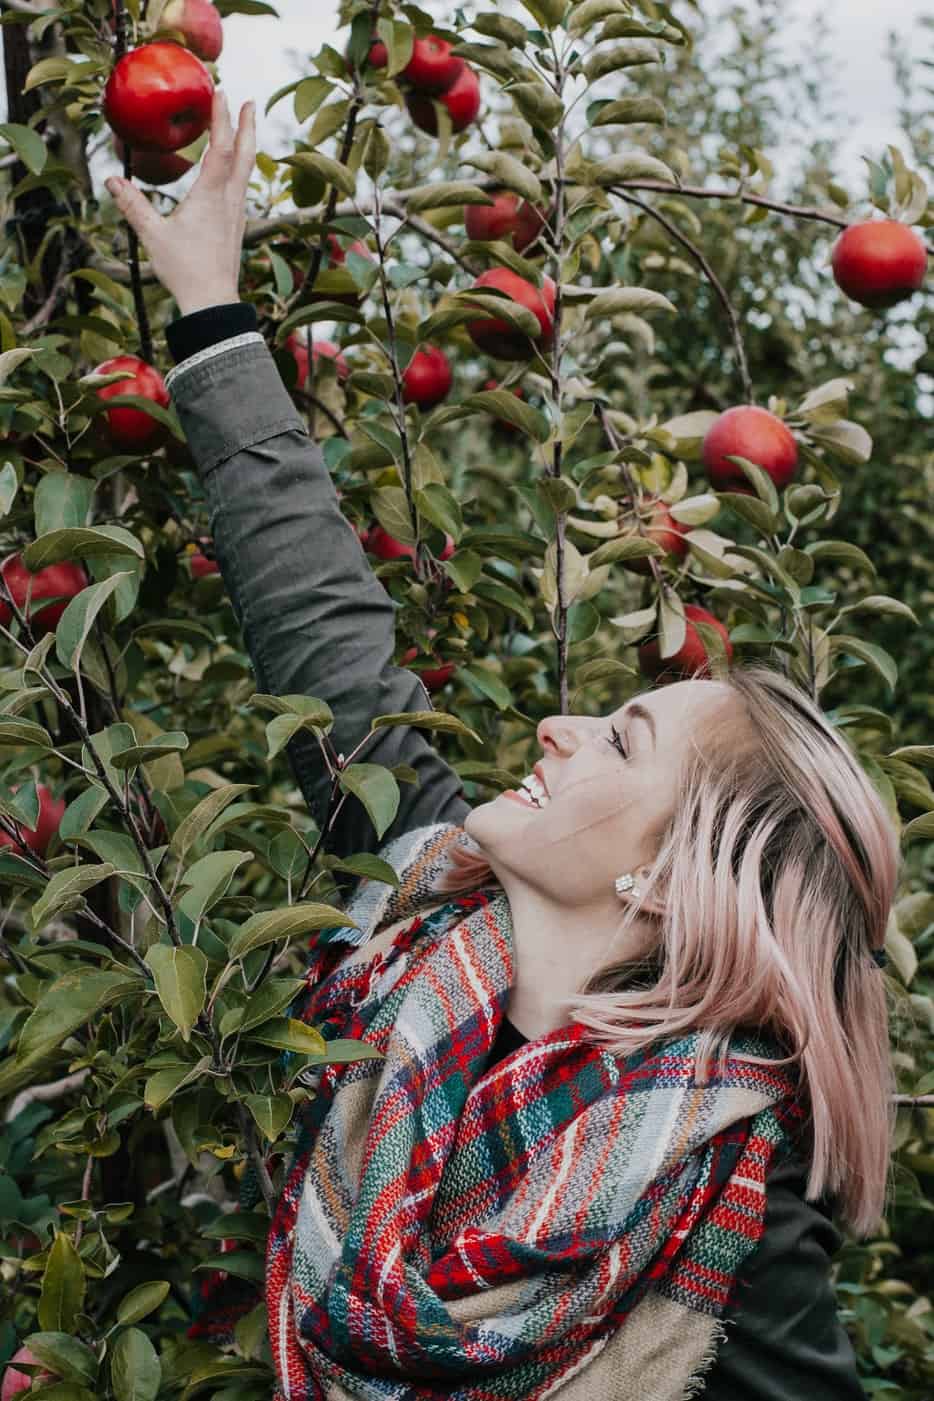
[441,663,900,1238]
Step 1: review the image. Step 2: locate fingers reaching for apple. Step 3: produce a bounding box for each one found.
[105,90,256,317]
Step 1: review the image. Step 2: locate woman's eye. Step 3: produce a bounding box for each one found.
[608,724,628,760]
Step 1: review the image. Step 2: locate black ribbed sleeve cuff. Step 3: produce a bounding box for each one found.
[165,302,259,365]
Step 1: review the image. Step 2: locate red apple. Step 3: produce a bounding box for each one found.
[190,551,219,578]
[467,268,557,360]
[93,355,170,449]
[403,36,464,93]
[402,629,457,692]
[1,1347,54,1401]
[0,555,86,634]
[0,784,66,859]
[402,345,452,409]
[366,525,454,563]
[702,405,798,493]
[406,64,481,135]
[113,135,194,185]
[621,500,689,577]
[465,190,546,253]
[638,604,733,683]
[831,219,927,308]
[312,340,350,381]
[367,39,389,69]
[159,0,224,63]
[103,42,214,154]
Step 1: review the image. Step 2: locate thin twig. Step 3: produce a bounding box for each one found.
[612,186,753,404]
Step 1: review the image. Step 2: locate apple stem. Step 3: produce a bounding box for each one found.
[613,186,754,405]
[112,0,154,363]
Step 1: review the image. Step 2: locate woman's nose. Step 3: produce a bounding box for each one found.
[536,715,584,757]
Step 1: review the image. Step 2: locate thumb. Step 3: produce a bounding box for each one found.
[105,176,162,244]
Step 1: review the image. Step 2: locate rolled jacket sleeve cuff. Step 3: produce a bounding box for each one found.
[164,302,259,367]
[165,337,305,476]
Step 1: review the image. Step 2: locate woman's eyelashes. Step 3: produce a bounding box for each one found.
[608,724,629,760]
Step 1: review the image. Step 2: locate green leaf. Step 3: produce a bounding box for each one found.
[585,287,677,319]
[116,1281,171,1326]
[55,573,130,674]
[0,122,48,175]
[143,1056,211,1111]
[591,96,666,127]
[461,151,543,205]
[370,486,415,544]
[453,289,542,339]
[460,665,513,711]
[170,784,255,861]
[17,968,140,1060]
[38,1232,85,1332]
[0,717,52,752]
[244,1093,293,1142]
[279,151,356,196]
[34,473,94,535]
[21,1334,96,1387]
[226,977,307,1035]
[338,763,400,841]
[584,42,660,81]
[414,483,463,542]
[228,902,356,961]
[589,535,663,568]
[177,851,252,925]
[328,853,401,889]
[461,389,551,441]
[247,1017,328,1056]
[25,527,143,570]
[902,811,934,843]
[194,1252,265,1284]
[370,710,483,745]
[0,460,19,517]
[109,733,189,770]
[109,1326,160,1401]
[29,864,118,932]
[145,945,208,1042]
[406,182,495,213]
[589,151,677,185]
[829,636,898,694]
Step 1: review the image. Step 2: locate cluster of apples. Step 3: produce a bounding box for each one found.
[363,33,481,137]
[104,0,220,185]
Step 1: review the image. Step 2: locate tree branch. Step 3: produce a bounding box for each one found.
[612,186,753,404]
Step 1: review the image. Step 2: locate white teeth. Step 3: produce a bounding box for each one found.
[521,775,549,808]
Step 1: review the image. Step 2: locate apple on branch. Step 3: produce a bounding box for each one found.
[92,355,171,450]
[701,405,798,493]
[0,555,86,634]
[465,190,547,254]
[113,134,194,185]
[619,499,689,576]
[402,345,453,410]
[103,41,214,153]
[467,269,556,361]
[1,1347,55,1401]
[406,64,481,136]
[638,604,733,682]
[0,784,66,859]
[365,526,455,564]
[831,218,927,308]
[156,0,224,63]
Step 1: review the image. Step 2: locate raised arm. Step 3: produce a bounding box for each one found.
[107,93,469,863]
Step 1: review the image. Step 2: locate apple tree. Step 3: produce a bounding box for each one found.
[0,0,932,1396]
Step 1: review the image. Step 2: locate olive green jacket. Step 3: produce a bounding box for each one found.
[166,331,868,1400]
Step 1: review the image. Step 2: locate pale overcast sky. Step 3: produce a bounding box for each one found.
[211,0,931,188]
[2,1,930,192]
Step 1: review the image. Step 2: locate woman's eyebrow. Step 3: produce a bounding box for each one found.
[623,702,656,749]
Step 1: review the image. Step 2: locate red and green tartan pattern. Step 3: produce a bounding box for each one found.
[262,823,804,1400]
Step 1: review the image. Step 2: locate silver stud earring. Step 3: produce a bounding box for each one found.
[615,873,641,899]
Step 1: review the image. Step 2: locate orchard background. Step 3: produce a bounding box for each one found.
[0,0,932,1397]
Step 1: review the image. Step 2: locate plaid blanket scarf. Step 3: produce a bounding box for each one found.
[255,822,805,1400]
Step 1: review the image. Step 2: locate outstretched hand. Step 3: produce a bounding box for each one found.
[105,90,256,318]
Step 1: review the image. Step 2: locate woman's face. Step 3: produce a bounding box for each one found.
[464,679,739,909]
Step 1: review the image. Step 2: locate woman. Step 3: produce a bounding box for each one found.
[107,95,897,1400]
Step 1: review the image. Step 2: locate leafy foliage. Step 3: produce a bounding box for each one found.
[0,0,931,1396]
